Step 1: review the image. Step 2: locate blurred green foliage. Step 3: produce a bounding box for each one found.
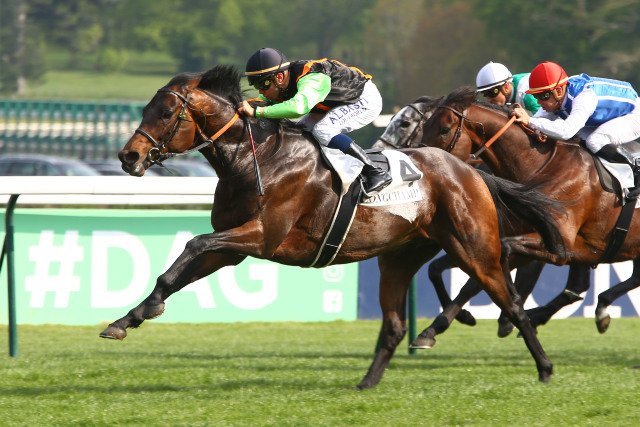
[2,0,640,110]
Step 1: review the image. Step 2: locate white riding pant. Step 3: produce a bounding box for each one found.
[583,100,640,152]
[296,80,383,146]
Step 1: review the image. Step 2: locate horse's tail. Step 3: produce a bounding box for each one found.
[477,170,566,258]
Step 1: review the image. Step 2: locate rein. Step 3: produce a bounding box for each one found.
[438,104,534,160]
[134,88,239,165]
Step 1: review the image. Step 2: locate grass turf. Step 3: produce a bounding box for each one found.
[0,318,638,426]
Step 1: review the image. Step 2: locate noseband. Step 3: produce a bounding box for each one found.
[134,88,239,165]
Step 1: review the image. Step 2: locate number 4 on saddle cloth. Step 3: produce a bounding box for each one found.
[309,147,423,268]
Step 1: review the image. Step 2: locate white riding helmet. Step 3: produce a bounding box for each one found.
[476,62,513,91]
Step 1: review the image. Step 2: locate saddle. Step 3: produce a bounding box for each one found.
[591,139,640,199]
[590,139,640,264]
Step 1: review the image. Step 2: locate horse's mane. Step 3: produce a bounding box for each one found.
[442,86,477,110]
[162,65,244,106]
[413,95,442,106]
[198,65,243,105]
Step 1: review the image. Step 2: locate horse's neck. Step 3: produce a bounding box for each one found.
[205,120,315,182]
[474,111,557,183]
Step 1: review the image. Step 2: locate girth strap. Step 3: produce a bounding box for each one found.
[308,179,362,268]
[598,193,638,264]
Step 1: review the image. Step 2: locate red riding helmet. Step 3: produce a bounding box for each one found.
[526,61,569,94]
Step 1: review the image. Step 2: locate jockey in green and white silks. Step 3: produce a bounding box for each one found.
[510,73,540,115]
[238,48,391,193]
[475,62,540,115]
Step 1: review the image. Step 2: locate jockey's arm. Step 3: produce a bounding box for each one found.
[255,73,331,119]
[529,90,598,140]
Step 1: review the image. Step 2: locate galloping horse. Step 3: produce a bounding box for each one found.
[100,66,564,388]
[415,86,640,342]
[374,97,583,339]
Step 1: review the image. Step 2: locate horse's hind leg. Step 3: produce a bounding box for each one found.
[357,245,438,390]
[428,254,477,326]
[495,245,553,382]
[525,263,591,328]
[100,251,246,340]
[496,259,545,338]
[595,259,640,333]
[443,241,553,382]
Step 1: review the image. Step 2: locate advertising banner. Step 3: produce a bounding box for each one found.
[0,209,358,325]
[358,256,640,319]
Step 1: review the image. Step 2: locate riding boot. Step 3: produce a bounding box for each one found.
[345,142,392,193]
[596,144,637,167]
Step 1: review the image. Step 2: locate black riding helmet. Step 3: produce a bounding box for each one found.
[245,48,290,86]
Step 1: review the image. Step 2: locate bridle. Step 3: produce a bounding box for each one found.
[435,104,524,160]
[378,103,431,149]
[435,105,476,155]
[134,88,239,165]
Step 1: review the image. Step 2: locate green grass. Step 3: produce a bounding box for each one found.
[21,70,172,102]
[1,318,639,426]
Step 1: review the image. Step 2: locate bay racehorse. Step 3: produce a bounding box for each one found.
[100,66,565,388]
[374,97,587,340]
[415,86,640,341]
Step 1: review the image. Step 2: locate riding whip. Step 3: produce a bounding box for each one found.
[244,117,265,196]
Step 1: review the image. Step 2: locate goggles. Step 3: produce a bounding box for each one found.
[533,91,552,101]
[253,78,272,91]
[482,86,501,99]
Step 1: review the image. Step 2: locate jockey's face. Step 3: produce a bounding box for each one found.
[535,85,566,112]
[481,82,510,106]
[258,71,289,101]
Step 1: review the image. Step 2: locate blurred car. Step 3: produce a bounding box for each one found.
[0,153,100,176]
[149,159,217,177]
[84,159,160,176]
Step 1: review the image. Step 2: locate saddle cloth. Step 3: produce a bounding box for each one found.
[319,146,423,199]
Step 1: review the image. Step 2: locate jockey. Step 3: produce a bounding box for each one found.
[513,61,640,168]
[476,61,540,115]
[237,47,392,193]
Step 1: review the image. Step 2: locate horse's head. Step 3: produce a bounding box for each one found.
[372,96,441,150]
[119,65,243,176]
[418,86,480,162]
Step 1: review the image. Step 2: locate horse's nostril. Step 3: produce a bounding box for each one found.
[118,150,140,165]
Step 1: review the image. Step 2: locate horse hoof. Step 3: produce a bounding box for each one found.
[455,309,477,327]
[538,366,553,383]
[497,321,514,338]
[596,313,611,334]
[538,372,552,384]
[410,336,436,349]
[143,303,165,320]
[99,325,127,340]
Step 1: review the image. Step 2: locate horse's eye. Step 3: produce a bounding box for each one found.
[400,121,411,128]
[160,108,174,119]
[440,127,451,136]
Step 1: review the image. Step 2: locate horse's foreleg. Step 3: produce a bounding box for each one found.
[410,279,481,349]
[100,252,246,340]
[357,245,437,390]
[526,263,591,328]
[428,254,477,326]
[595,259,640,333]
[100,222,264,340]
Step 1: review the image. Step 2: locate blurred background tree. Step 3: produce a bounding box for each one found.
[2,0,639,110]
